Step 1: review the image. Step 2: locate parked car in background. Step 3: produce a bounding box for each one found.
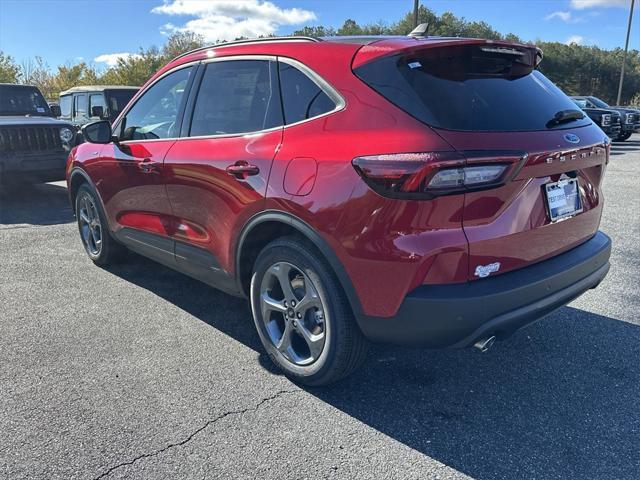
[571,96,640,141]
[68,33,611,385]
[0,83,75,183]
[58,86,139,127]
[570,99,622,140]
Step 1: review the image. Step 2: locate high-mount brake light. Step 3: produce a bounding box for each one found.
[352,152,513,199]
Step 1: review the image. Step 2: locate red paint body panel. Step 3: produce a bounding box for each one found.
[436,126,608,279]
[163,130,283,273]
[68,36,609,321]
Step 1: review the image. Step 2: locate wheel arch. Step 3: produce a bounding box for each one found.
[68,168,114,230]
[235,211,364,318]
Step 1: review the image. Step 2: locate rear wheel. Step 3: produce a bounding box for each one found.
[250,237,368,386]
[75,184,125,266]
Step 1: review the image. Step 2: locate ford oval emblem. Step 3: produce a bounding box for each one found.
[564,133,580,144]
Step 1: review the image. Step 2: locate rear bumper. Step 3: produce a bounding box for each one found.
[357,231,611,348]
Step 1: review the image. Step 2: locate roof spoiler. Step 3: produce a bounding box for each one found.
[408,23,429,38]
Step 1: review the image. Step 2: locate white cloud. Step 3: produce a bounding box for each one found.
[94,52,142,67]
[151,0,317,43]
[565,35,585,44]
[545,11,573,21]
[570,0,629,9]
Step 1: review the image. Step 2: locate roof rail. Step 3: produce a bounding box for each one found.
[172,36,321,62]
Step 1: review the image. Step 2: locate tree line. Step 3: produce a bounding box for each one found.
[1,5,638,105]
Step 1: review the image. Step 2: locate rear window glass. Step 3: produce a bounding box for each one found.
[105,89,138,117]
[278,62,336,124]
[354,45,592,132]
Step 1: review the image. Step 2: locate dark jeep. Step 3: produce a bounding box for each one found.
[0,84,76,183]
[571,96,640,141]
[58,85,139,126]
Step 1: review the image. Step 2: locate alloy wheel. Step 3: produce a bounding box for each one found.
[259,262,327,366]
[78,194,102,256]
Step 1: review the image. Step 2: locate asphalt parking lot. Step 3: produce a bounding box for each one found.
[1,135,639,480]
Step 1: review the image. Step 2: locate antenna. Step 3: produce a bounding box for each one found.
[408,23,429,38]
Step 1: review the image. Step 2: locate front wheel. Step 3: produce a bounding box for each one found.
[75,184,125,266]
[250,237,368,386]
[615,132,632,142]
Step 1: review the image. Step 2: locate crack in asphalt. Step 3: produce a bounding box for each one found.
[92,389,299,479]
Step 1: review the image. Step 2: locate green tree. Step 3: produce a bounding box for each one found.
[162,31,205,60]
[0,51,21,83]
[99,46,164,86]
[20,57,54,99]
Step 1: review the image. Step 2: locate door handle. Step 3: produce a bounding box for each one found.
[138,158,158,174]
[226,161,260,179]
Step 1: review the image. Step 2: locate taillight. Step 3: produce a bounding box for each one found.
[352,151,519,199]
[428,165,508,190]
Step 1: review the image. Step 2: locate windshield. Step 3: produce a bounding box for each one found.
[105,89,138,119]
[355,44,592,132]
[589,97,610,108]
[0,85,51,116]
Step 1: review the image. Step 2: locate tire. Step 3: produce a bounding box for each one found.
[616,132,632,142]
[250,236,369,386]
[75,184,125,266]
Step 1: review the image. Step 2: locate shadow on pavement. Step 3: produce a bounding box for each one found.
[106,254,640,480]
[0,181,74,226]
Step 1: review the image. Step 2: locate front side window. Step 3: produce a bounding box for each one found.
[59,95,72,118]
[120,67,192,141]
[278,62,336,124]
[190,60,282,137]
[89,94,106,117]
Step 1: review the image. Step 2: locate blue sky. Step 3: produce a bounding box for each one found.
[0,0,637,70]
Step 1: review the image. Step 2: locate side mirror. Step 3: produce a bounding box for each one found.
[82,120,113,144]
[50,105,61,117]
[91,105,104,118]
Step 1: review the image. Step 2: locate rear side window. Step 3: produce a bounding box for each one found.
[190,60,282,136]
[354,45,592,132]
[59,95,72,117]
[278,62,336,124]
[74,94,87,118]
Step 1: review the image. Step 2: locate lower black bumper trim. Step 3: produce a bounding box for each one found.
[357,231,611,348]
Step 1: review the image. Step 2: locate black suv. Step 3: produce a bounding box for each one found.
[58,85,139,126]
[571,96,640,141]
[570,99,622,140]
[0,84,75,183]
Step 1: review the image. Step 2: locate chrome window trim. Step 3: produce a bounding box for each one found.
[116,55,346,145]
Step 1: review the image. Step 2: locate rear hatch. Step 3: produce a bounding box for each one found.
[354,39,608,281]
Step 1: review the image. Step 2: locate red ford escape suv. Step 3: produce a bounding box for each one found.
[67,32,611,385]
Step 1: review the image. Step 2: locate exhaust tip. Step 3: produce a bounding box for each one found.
[474,335,496,353]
